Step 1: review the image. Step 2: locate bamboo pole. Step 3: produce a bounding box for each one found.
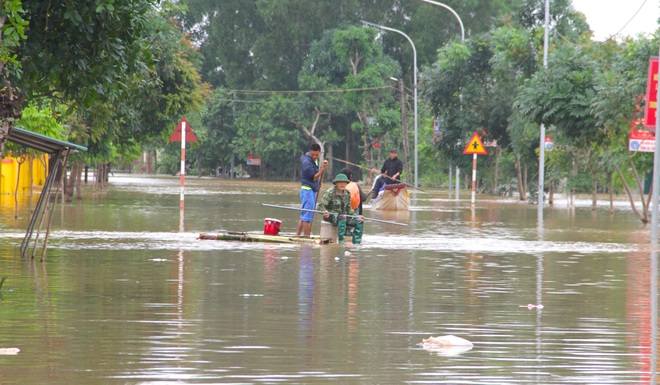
[261,203,408,226]
[327,156,424,192]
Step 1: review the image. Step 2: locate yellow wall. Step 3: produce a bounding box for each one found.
[0,154,49,195]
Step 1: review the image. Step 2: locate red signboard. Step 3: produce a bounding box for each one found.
[169,117,198,142]
[644,57,659,128]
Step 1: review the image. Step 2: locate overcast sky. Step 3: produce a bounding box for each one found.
[572,0,659,40]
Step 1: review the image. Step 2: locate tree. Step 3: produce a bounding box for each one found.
[0,0,28,152]
[591,37,658,222]
[334,26,400,170]
[422,0,591,195]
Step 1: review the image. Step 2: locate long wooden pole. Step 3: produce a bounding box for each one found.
[261,203,408,226]
[327,156,424,192]
[310,165,326,233]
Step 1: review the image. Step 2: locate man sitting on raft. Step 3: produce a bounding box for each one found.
[318,173,365,244]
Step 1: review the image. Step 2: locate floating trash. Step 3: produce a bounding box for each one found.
[419,335,473,356]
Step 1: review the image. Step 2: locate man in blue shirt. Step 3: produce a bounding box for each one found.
[296,143,328,237]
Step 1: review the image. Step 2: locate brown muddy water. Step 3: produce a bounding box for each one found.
[0,173,658,384]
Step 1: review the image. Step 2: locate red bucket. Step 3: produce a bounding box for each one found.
[264,218,282,235]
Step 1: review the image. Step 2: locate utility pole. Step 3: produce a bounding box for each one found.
[395,78,412,181]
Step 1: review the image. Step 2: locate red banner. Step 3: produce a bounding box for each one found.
[643,57,658,128]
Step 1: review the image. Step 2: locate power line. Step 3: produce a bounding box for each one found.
[216,86,392,95]
[604,0,649,41]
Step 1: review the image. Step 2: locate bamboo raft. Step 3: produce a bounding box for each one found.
[198,232,331,245]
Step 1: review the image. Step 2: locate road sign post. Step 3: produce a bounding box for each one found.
[169,117,198,229]
[462,132,488,205]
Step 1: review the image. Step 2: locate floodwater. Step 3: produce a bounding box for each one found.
[0,174,658,384]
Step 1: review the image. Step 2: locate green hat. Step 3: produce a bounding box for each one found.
[333,173,350,184]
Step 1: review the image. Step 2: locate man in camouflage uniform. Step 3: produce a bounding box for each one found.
[318,173,365,244]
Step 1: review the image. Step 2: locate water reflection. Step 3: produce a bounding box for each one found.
[0,174,659,384]
[298,245,314,351]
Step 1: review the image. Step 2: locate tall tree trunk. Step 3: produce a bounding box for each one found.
[492,146,501,195]
[14,156,25,219]
[61,160,69,201]
[523,163,528,200]
[613,164,647,223]
[65,161,82,203]
[28,154,34,197]
[326,145,333,182]
[514,153,524,201]
[609,173,614,215]
[75,160,84,199]
[591,169,598,211]
[630,159,649,220]
[95,164,104,191]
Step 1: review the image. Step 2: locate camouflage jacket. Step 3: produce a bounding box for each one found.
[318,186,355,224]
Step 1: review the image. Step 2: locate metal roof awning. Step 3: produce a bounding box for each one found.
[6,126,87,154]
[0,125,87,260]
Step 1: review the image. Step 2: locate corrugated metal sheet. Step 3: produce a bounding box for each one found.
[5,126,87,154]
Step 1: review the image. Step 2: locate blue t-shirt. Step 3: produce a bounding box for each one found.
[300,152,320,192]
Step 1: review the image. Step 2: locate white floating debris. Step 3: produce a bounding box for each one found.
[344,251,351,256]
[0,348,20,355]
[519,304,544,309]
[420,335,473,356]
[421,335,473,347]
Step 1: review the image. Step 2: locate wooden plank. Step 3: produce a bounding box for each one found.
[198,232,330,244]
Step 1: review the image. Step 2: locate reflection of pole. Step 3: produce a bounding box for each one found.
[361,21,418,188]
[535,253,544,377]
[651,249,658,383]
[178,249,184,324]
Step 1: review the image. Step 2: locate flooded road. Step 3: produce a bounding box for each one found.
[0,174,657,384]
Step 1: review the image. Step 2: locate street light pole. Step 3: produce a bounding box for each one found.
[361,21,419,188]
[421,0,465,199]
[420,0,465,42]
[538,0,549,218]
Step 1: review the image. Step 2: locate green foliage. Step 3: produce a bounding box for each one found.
[15,104,64,138]
[5,102,66,155]
[17,0,157,107]
[156,143,183,175]
[0,0,28,75]
[196,90,238,175]
[516,44,600,141]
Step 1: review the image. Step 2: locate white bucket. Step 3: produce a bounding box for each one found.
[319,221,338,243]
